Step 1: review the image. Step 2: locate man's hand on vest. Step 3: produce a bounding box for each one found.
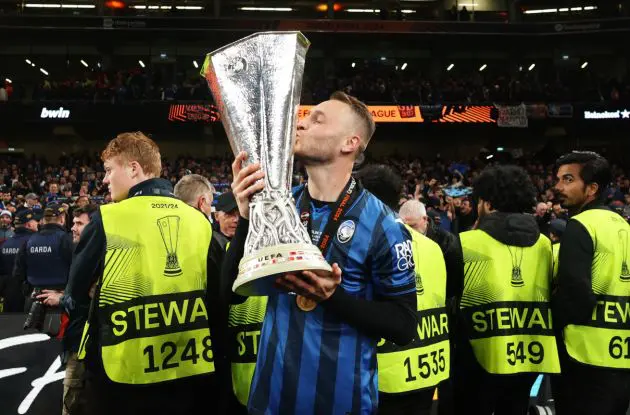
[275,263,342,302]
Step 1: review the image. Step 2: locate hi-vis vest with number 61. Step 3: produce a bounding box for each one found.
[564,209,630,369]
[78,196,214,385]
[377,225,450,394]
[460,228,560,374]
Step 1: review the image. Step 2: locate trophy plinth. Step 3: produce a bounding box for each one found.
[202,31,331,296]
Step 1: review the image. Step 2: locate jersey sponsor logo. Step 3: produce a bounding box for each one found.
[29,246,52,254]
[394,240,414,271]
[2,247,19,255]
[337,220,355,244]
[157,216,182,277]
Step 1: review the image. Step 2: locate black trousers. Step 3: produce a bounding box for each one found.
[453,342,536,415]
[552,356,630,415]
[379,389,435,415]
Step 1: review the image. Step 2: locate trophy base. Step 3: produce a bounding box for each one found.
[233,243,332,296]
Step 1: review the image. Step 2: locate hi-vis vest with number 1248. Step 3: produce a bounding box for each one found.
[564,209,630,369]
[229,296,268,405]
[460,229,560,374]
[78,196,214,384]
[377,225,450,394]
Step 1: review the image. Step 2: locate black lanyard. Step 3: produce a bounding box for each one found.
[298,177,362,257]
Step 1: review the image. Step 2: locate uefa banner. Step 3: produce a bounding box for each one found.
[0,314,64,415]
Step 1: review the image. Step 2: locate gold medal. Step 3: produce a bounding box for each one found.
[296,295,317,312]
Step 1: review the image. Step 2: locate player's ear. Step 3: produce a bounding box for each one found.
[341,135,361,156]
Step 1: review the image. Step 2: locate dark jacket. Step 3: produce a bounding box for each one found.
[551,201,605,331]
[426,220,465,299]
[63,178,224,409]
[0,227,35,311]
[13,223,73,290]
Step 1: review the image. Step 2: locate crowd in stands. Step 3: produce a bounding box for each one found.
[1,151,629,243]
[2,63,629,105]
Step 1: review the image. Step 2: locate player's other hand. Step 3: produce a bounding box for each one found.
[275,263,342,301]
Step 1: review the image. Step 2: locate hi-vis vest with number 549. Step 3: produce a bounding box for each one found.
[460,228,560,374]
[564,209,630,369]
[377,225,450,394]
[78,196,214,384]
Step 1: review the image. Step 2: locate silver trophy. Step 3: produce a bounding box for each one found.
[202,32,331,296]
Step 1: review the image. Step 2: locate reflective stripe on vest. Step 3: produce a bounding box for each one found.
[80,196,214,384]
[229,296,267,406]
[377,225,450,394]
[564,209,630,369]
[460,229,560,374]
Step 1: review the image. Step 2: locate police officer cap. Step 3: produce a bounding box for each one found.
[44,203,66,218]
[215,192,238,213]
[15,209,36,225]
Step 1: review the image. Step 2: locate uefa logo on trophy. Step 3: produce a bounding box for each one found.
[202,32,332,296]
[157,216,183,277]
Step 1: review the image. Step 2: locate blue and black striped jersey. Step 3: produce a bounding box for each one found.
[248,186,416,415]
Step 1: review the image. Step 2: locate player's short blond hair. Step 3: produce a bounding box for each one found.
[330,91,375,153]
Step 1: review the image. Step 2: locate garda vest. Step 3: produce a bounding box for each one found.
[377,225,450,394]
[1,230,33,276]
[78,196,214,384]
[25,227,70,288]
[229,296,268,406]
[460,229,560,374]
[564,209,630,369]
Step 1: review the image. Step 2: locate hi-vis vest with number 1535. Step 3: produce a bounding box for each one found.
[377,225,450,394]
[460,229,560,374]
[564,209,630,369]
[78,196,214,384]
[229,296,268,406]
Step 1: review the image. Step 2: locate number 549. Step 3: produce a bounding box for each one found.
[506,341,544,366]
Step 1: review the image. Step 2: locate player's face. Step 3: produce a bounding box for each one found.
[555,164,592,209]
[295,100,352,164]
[103,157,135,202]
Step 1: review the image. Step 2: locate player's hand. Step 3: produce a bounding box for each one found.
[36,290,63,307]
[231,151,265,220]
[275,263,342,302]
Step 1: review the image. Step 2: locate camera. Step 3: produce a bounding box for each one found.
[23,289,47,331]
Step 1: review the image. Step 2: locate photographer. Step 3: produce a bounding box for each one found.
[13,203,73,331]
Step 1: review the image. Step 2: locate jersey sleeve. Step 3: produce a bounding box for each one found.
[371,216,416,297]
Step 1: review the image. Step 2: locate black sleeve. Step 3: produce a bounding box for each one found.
[443,233,465,300]
[551,219,595,330]
[221,217,249,306]
[64,211,105,313]
[325,289,417,345]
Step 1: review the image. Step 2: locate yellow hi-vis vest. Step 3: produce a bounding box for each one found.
[460,229,560,374]
[229,296,267,406]
[564,209,630,369]
[377,225,450,394]
[78,196,214,384]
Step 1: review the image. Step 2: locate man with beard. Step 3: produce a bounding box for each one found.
[552,151,630,415]
[0,210,14,244]
[224,92,417,414]
[455,165,559,415]
[37,204,98,415]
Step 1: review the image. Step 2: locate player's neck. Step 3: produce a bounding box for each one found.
[306,164,352,203]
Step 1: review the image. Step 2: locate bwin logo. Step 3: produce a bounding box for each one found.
[40,107,70,119]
